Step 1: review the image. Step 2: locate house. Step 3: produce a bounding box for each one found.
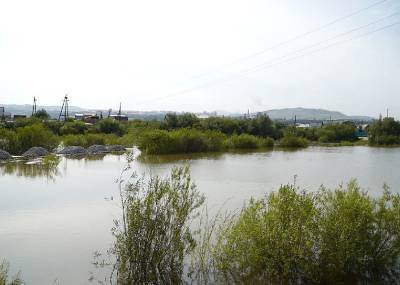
[75,113,100,124]
[110,114,128,122]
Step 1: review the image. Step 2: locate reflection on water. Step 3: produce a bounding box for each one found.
[0,157,61,180]
[138,148,277,164]
[0,153,125,180]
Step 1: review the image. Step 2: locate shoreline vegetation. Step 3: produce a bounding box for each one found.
[91,166,400,284]
[0,112,399,158]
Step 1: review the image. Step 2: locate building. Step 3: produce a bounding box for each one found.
[110,114,128,122]
[75,113,100,124]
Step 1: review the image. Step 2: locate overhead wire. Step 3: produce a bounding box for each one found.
[135,13,400,105]
[171,0,391,85]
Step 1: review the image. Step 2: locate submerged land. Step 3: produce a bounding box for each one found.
[0,106,398,160]
[1,107,400,284]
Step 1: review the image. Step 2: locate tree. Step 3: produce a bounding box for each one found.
[163,113,179,130]
[98,118,123,135]
[249,113,274,137]
[16,123,58,153]
[32,109,50,119]
[368,117,400,145]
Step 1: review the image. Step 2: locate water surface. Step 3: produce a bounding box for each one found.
[1,146,399,284]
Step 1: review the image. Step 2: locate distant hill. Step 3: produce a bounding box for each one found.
[1,104,84,119]
[261,108,374,121]
[1,104,374,122]
[0,104,168,120]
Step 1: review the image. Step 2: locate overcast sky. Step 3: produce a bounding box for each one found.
[0,0,399,118]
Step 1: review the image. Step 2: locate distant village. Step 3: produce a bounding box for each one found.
[0,95,371,137]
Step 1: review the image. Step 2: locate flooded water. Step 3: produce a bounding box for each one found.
[1,146,400,284]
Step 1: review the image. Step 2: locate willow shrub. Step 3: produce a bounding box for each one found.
[225,134,274,149]
[0,128,20,155]
[138,129,274,155]
[14,124,58,154]
[0,260,23,285]
[62,133,122,147]
[138,129,226,154]
[109,166,205,284]
[212,181,400,284]
[0,124,59,154]
[279,132,309,148]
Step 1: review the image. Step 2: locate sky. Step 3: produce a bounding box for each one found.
[0,0,399,118]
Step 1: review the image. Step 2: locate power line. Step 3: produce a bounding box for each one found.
[171,0,391,85]
[240,21,400,77]
[236,12,399,76]
[136,17,400,105]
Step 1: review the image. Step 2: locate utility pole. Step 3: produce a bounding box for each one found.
[32,97,37,116]
[117,102,122,121]
[58,94,69,121]
[387,108,389,118]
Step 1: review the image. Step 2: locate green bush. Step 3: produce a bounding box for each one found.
[62,134,87,147]
[211,181,400,284]
[16,123,59,153]
[138,129,174,154]
[138,129,225,155]
[98,118,124,135]
[317,123,358,143]
[62,133,122,147]
[0,128,20,154]
[280,132,309,148]
[259,137,275,147]
[368,117,400,146]
[59,121,88,135]
[12,117,41,128]
[43,120,63,135]
[105,166,205,284]
[225,134,259,149]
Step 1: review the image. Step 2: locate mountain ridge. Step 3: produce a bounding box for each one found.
[261,107,374,121]
[0,104,374,121]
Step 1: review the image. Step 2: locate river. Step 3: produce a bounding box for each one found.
[0,146,399,284]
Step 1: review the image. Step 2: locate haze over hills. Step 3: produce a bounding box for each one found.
[261,108,375,121]
[1,104,375,121]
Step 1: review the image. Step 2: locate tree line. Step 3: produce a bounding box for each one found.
[1,112,399,156]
